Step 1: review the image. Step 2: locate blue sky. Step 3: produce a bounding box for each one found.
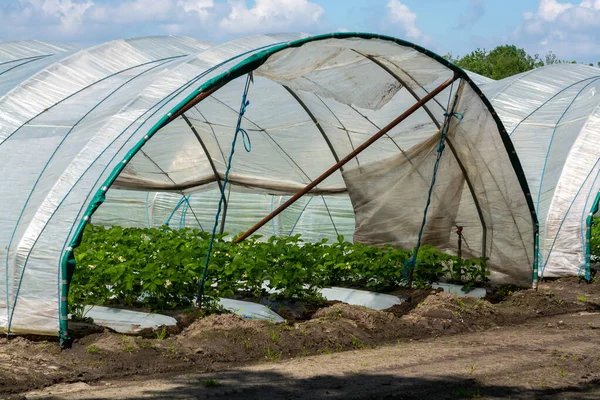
[1,0,598,63]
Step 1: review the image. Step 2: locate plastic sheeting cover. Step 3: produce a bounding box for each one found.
[432,282,487,298]
[319,287,403,310]
[218,298,285,323]
[0,33,535,337]
[480,64,600,278]
[82,305,178,334]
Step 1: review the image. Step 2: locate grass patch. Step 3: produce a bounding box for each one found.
[265,347,282,362]
[201,378,221,388]
[123,344,136,353]
[352,336,364,349]
[156,326,168,340]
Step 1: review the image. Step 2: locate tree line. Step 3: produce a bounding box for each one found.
[444,45,600,80]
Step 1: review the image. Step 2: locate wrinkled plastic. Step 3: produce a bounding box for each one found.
[0,34,534,337]
[480,64,600,278]
[319,287,403,310]
[82,305,178,334]
[218,298,285,323]
[432,282,486,298]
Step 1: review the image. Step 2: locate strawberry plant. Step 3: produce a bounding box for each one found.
[591,218,600,263]
[70,225,489,314]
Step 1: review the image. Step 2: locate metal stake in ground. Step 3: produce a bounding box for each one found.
[234,72,461,244]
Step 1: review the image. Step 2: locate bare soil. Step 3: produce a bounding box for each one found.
[1,277,600,399]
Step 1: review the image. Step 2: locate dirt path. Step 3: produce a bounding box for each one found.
[24,311,600,399]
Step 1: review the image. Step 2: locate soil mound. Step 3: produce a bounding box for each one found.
[183,313,268,335]
[498,289,576,319]
[403,292,497,334]
[178,314,272,361]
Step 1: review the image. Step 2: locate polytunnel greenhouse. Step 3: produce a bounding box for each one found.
[479,64,600,281]
[0,33,540,339]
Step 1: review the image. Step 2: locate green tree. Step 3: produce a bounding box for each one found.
[448,45,543,80]
[545,51,560,65]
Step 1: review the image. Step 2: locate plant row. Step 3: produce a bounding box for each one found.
[71,225,489,311]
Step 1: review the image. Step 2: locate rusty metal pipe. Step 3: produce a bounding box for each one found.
[234,72,460,243]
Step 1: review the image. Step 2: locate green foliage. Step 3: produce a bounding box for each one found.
[411,245,489,292]
[87,345,100,354]
[445,45,600,79]
[123,344,135,353]
[69,302,92,323]
[201,379,221,388]
[448,45,544,80]
[496,284,519,301]
[590,219,600,263]
[544,51,578,66]
[69,225,489,313]
[265,347,282,361]
[155,326,168,340]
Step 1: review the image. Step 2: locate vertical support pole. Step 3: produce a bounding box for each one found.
[220,191,229,235]
[533,227,539,289]
[586,213,592,281]
[584,191,600,282]
[457,226,463,259]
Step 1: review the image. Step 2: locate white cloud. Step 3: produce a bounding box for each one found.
[17,0,93,29]
[514,0,600,61]
[40,0,92,27]
[86,0,181,24]
[218,0,325,34]
[386,0,421,40]
[1,0,326,44]
[383,0,433,48]
[536,0,573,21]
[178,0,214,17]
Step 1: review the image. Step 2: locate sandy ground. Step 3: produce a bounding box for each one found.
[1,278,600,399]
[24,312,600,399]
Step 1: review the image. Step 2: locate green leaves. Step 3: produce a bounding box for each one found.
[591,219,600,264]
[70,225,489,313]
[447,45,544,80]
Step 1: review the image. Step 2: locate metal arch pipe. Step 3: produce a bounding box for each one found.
[181,114,229,234]
[282,85,342,166]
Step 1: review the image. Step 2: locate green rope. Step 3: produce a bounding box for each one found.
[196,73,253,306]
[403,82,463,280]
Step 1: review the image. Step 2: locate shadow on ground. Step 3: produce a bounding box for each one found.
[36,370,600,400]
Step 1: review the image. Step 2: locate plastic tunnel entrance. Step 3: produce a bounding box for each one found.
[0,33,537,339]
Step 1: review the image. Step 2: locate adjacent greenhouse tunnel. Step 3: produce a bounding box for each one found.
[0,33,538,339]
[479,64,600,280]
